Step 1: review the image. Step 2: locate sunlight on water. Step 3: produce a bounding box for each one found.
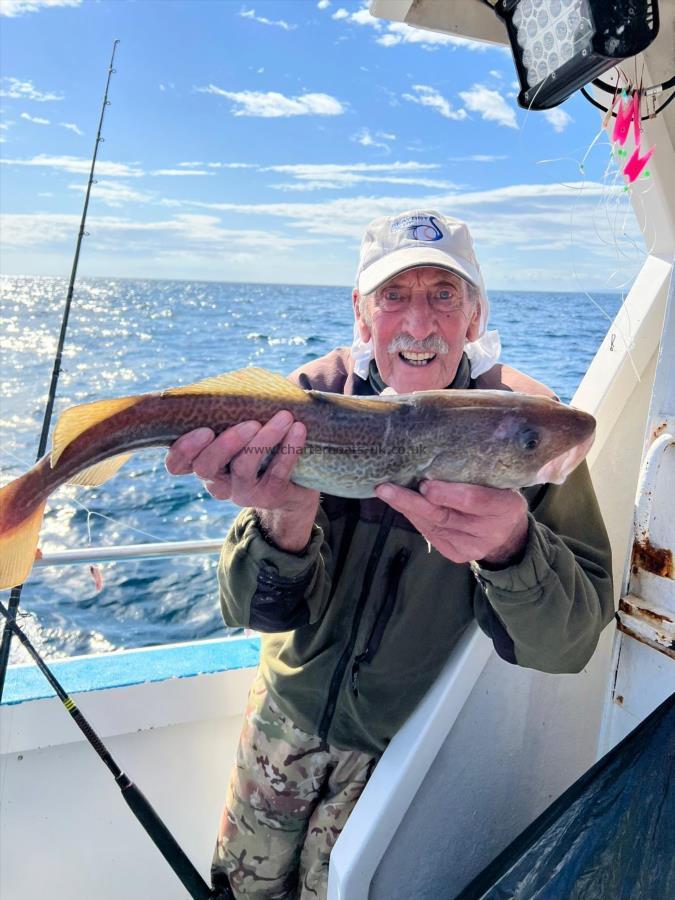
[0,275,622,662]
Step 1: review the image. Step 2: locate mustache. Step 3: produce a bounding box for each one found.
[387,334,450,355]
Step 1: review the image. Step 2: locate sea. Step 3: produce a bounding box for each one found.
[0,276,623,664]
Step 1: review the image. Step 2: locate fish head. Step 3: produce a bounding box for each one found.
[484,398,596,487]
[397,389,596,489]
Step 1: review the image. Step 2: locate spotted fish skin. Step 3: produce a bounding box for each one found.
[0,366,596,589]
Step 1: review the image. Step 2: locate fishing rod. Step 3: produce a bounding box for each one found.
[0,601,217,900]
[0,40,120,700]
[0,44,234,899]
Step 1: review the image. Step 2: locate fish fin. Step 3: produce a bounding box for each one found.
[308,390,404,413]
[52,397,138,467]
[0,477,47,589]
[68,453,132,486]
[164,368,308,403]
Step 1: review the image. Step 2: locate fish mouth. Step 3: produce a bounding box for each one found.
[534,430,596,485]
[398,351,437,367]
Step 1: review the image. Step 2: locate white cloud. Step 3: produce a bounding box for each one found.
[0,154,144,177]
[59,121,83,135]
[20,112,50,125]
[165,180,619,244]
[196,85,345,117]
[68,180,155,208]
[351,127,394,152]
[265,161,438,180]
[0,0,81,15]
[331,3,381,28]
[448,154,508,162]
[543,107,573,133]
[240,7,296,31]
[317,0,330,8]
[0,77,63,101]
[178,161,204,167]
[403,85,467,121]
[458,84,518,129]
[264,160,459,191]
[150,168,214,176]
[350,6,380,27]
[0,212,321,256]
[376,22,488,51]
[271,174,459,192]
[2,179,641,289]
[0,212,79,245]
[207,161,258,169]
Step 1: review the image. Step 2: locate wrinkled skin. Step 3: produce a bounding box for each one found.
[166,266,528,565]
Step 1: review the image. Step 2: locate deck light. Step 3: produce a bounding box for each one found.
[494,0,660,110]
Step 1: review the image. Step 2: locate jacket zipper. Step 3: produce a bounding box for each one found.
[351,547,410,697]
[318,506,395,740]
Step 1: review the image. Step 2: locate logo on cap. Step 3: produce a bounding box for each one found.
[390,214,443,242]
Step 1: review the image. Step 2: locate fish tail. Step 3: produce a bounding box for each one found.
[0,473,48,590]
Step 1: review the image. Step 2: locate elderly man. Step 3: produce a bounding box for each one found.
[166,210,614,900]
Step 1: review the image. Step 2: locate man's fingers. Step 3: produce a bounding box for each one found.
[376,483,495,541]
[261,422,307,486]
[230,410,294,481]
[375,483,437,522]
[203,476,233,501]
[192,421,261,480]
[166,428,216,475]
[420,480,524,515]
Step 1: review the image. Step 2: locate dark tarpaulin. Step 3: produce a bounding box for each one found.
[455,692,675,900]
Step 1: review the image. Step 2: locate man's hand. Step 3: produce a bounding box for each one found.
[165,411,320,552]
[374,481,529,568]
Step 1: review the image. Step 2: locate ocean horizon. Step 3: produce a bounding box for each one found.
[0,275,623,664]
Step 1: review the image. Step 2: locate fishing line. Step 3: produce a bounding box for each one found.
[547,123,645,381]
[0,448,169,544]
[515,81,643,378]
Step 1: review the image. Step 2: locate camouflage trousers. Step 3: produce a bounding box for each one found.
[212,671,379,900]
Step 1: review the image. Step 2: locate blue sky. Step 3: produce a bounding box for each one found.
[0,0,645,290]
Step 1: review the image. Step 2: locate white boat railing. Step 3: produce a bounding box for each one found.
[33,538,226,568]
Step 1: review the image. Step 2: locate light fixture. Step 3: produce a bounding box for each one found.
[494,0,660,110]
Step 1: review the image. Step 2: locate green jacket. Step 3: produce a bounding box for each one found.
[218,349,615,756]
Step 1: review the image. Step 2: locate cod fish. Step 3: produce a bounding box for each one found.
[0,367,595,590]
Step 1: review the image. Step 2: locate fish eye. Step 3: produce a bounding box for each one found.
[518,427,540,452]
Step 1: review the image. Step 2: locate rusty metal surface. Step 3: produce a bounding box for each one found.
[631,537,674,578]
[618,595,675,659]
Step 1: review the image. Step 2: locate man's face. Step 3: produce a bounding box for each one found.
[353,266,480,393]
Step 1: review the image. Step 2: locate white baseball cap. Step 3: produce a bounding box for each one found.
[356,210,486,300]
[351,209,501,380]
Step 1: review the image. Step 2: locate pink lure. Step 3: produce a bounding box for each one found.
[623,144,655,183]
[612,91,642,147]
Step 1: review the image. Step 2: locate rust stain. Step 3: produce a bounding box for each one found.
[651,420,668,441]
[620,598,674,627]
[617,619,675,660]
[631,537,673,578]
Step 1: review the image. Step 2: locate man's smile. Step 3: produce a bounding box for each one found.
[398,350,438,366]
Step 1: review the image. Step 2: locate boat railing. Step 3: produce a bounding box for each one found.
[33,538,226,568]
